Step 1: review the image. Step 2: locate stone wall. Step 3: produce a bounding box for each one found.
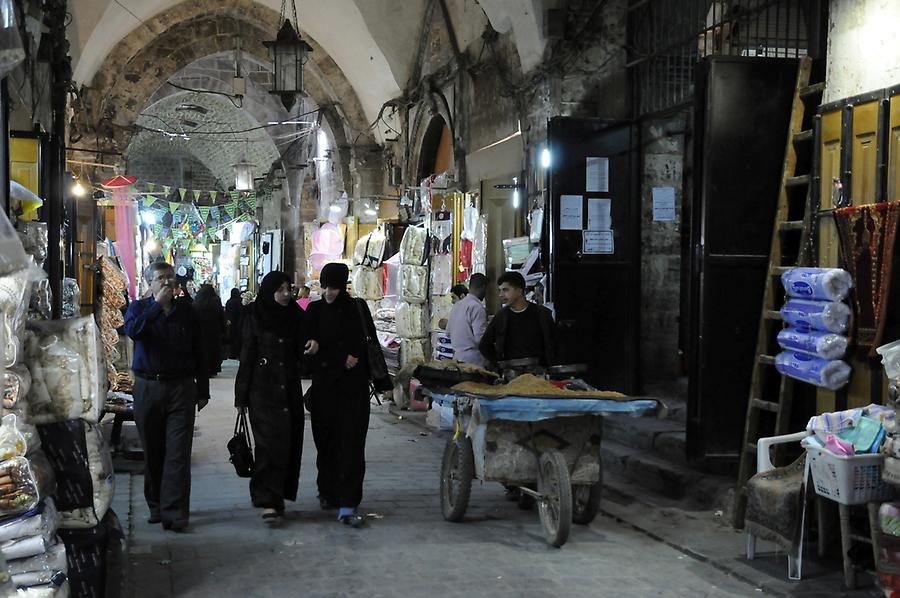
[129,154,220,190]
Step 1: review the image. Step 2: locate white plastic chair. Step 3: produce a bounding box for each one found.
[746,430,809,580]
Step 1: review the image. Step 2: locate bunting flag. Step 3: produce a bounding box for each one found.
[142,196,157,208]
[210,206,220,220]
[169,202,181,214]
[230,191,240,202]
[210,191,218,202]
[193,190,201,202]
[151,224,163,236]
[198,206,210,221]
[147,182,156,192]
[245,195,257,211]
[178,188,187,201]
[163,186,171,196]
[224,201,237,219]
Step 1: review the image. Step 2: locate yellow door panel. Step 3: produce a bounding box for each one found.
[852,101,879,204]
[8,137,39,195]
[889,95,900,200]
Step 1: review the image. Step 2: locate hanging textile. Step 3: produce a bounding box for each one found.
[101,176,139,300]
[833,201,900,354]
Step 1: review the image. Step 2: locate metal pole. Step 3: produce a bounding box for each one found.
[0,79,9,218]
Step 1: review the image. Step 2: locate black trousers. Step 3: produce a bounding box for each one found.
[248,401,304,511]
[310,373,370,509]
[133,377,196,526]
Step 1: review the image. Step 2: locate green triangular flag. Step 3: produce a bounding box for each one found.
[198,206,210,221]
[169,202,180,214]
[147,182,156,192]
[245,194,256,212]
[230,191,240,202]
[193,190,202,202]
[224,201,237,218]
[210,190,218,203]
[142,196,157,208]
[178,188,187,201]
[151,224,163,236]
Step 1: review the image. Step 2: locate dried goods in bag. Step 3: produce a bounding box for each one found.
[0,457,41,517]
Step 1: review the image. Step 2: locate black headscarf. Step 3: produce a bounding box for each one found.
[254,271,300,336]
[193,284,221,313]
[320,263,349,289]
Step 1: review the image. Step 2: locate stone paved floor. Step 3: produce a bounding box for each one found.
[123,362,767,597]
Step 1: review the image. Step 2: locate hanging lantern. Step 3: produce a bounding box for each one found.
[234,156,255,191]
[263,18,313,110]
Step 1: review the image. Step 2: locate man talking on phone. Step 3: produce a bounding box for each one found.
[125,261,210,532]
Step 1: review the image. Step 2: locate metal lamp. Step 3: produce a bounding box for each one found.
[264,19,313,110]
[234,156,255,191]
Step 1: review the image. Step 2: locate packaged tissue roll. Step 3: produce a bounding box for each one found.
[780,299,851,334]
[776,328,848,360]
[775,351,851,390]
[781,267,853,302]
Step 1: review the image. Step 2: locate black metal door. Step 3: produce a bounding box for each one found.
[546,118,640,394]
[687,57,798,465]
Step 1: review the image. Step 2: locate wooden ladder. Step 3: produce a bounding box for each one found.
[732,56,825,528]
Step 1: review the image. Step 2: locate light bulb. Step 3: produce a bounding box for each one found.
[143,211,157,225]
[329,203,342,213]
[513,189,520,209]
[541,148,551,169]
[71,180,86,197]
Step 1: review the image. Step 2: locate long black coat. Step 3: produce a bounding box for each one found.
[192,299,225,374]
[234,308,308,509]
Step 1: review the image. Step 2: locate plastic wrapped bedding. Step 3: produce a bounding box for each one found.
[24,317,103,424]
[0,266,39,367]
[3,366,31,409]
[366,300,381,318]
[0,500,58,544]
[399,265,428,304]
[16,582,69,597]
[776,328,848,360]
[401,338,429,367]
[399,226,429,266]
[8,542,66,588]
[350,267,383,300]
[0,414,28,460]
[0,209,30,278]
[775,351,851,390]
[781,267,853,302]
[353,230,386,268]
[1,533,52,561]
[430,295,452,331]
[396,302,428,339]
[780,299,851,334]
[37,421,114,529]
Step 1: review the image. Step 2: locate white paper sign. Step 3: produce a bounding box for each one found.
[587,198,611,231]
[560,195,583,230]
[586,157,609,193]
[583,230,614,254]
[652,187,676,222]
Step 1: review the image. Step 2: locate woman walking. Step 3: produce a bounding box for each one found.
[234,271,316,521]
[192,284,225,376]
[225,288,243,358]
[306,263,392,528]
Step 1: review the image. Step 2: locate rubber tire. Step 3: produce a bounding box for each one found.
[537,449,573,547]
[572,483,602,525]
[440,436,474,522]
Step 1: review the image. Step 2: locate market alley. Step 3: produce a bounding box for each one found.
[121,362,758,598]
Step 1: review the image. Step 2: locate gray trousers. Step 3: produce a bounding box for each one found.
[133,377,196,526]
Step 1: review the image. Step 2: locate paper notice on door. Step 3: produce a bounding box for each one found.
[583,230,614,254]
[652,187,676,222]
[560,195,583,230]
[586,157,609,193]
[587,198,611,231]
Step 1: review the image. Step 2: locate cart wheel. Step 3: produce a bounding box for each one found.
[440,436,474,522]
[537,449,573,547]
[572,483,602,525]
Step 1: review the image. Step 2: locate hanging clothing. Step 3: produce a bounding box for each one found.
[306,289,391,509]
[234,272,308,512]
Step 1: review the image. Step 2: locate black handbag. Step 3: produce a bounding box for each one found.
[227,410,254,478]
[355,299,389,382]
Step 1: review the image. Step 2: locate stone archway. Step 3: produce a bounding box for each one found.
[74,0,375,157]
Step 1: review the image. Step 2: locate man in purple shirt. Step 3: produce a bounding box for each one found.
[446,273,490,368]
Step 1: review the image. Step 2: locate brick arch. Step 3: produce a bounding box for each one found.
[77,0,374,156]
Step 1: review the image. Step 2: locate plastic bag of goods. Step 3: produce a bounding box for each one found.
[396,302,428,339]
[24,316,104,424]
[776,329,848,360]
[0,208,30,277]
[781,267,853,302]
[430,254,452,296]
[878,340,900,380]
[38,420,114,529]
[61,279,80,320]
[430,295,452,331]
[399,265,428,304]
[401,338,429,367]
[350,267,383,300]
[1,263,44,367]
[0,499,58,545]
[353,229,386,268]
[399,226,429,266]
[0,457,41,518]
[780,299,851,334]
[775,351,851,390]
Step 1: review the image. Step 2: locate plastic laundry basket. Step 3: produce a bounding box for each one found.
[803,438,895,505]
